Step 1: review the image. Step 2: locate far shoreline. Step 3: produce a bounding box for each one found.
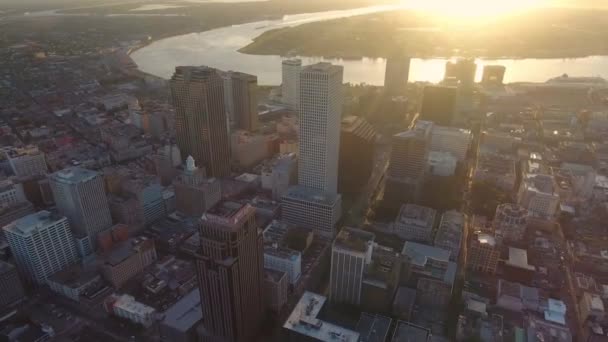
[129,27,608,65]
[237,7,608,62]
[237,47,608,61]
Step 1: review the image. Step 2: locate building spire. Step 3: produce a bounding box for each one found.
[186,155,197,172]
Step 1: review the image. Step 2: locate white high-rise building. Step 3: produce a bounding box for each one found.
[282,59,302,110]
[329,227,375,305]
[298,62,343,195]
[49,167,112,241]
[3,211,78,284]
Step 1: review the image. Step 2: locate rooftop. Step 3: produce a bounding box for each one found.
[583,292,605,312]
[263,220,290,244]
[301,62,343,75]
[402,241,450,267]
[265,244,301,261]
[441,210,465,225]
[283,185,341,206]
[264,268,287,283]
[396,204,436,228]
[548,298,568,315]
[49,167,100,184]
[476,153,515,175]
[274,153,297,172]
[498,279,539,303]
[113,294,155,316]
[495,203,529,220]
[249,196,281,213]
[391,321,430,342]
[547,75,607,85]
[229,71,257,82]
[334,227,375,253]
[413,120,434,134]
[235,173,259,183]
[506,247,535,271]
[161,289,202,333]
[283,291,359,342]
[432,125,472,136]
[0,179,17,193]
[171,66,220,83]
[47,264,100,289]
[434,211,464,249]
[356,313,392,342]
[522,173,557,195]
[341,116,376,141]
[202,201,256,228]
[393,127,429,141]
[282,59,302,66]
[3,211,67,237]
[103,237,153,267]
[477,234,496,247]
[3,145,42,158]
[392,287,417,315]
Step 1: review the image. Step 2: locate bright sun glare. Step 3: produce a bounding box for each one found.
[401,0,548,19]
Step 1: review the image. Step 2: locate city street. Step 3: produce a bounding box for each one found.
[556,222,585,340]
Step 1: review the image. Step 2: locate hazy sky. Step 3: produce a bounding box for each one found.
[2,0,606,12]
[4,0,608,6]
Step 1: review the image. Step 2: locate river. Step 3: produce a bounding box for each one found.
[130,5,608,85]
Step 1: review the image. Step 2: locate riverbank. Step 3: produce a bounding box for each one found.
[240,8,608,59]
[1,0,391,53]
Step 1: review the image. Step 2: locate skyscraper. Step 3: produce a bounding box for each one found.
[196,201,264,342]
[339,116,376,193]
[298,62,343,195]
[384,57,410,95]
[3,211,78,285]
[281,59,302,111]
[230,72,258,131]
[444,58,477,88]
[170,66,230,178]
[482,65,506,85]
[49,167,112,242]
[419,85,458,126]
[222,72,235,126]
[385,121,433,204]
